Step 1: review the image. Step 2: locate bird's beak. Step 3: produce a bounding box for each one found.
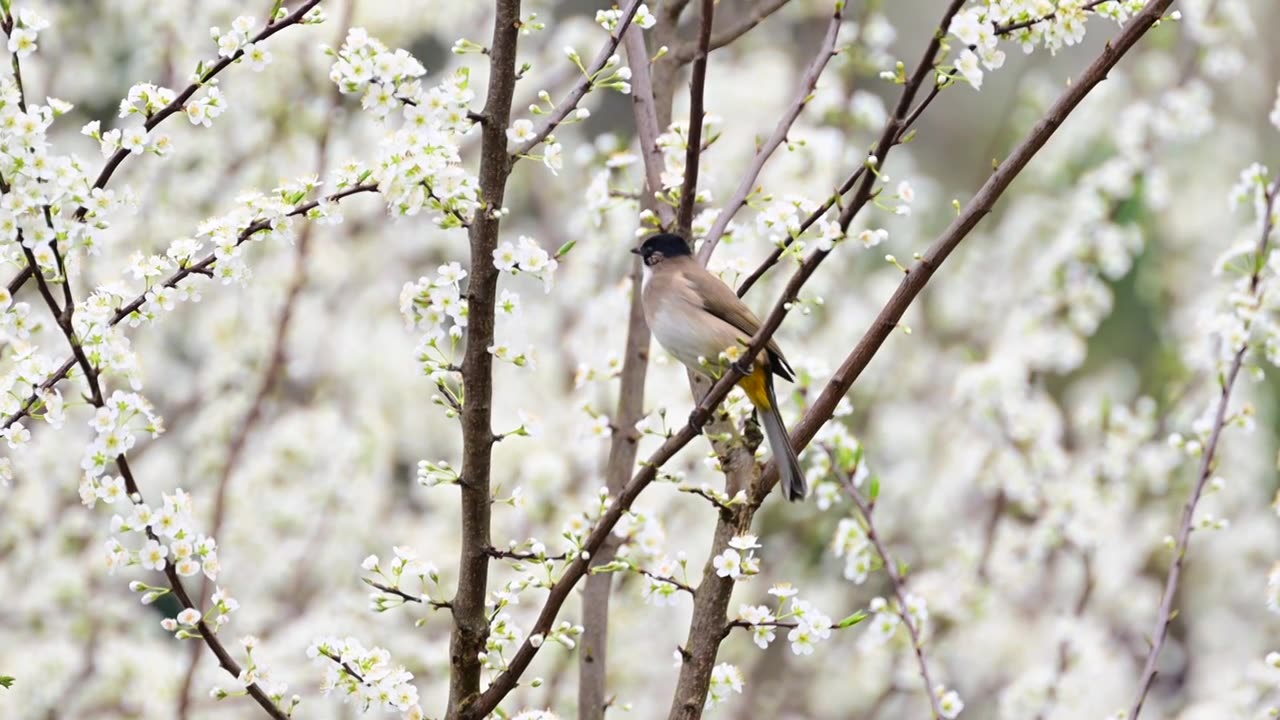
[630,247,642,255]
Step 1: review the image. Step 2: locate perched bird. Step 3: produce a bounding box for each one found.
[633,232,806,501]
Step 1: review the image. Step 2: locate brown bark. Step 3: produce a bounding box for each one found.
[446,2,522,717]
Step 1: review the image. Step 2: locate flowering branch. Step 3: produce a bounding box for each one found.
[835,463,945,720]
[87,0,323,199]
[696,4,843,263]
[751,0,1181,501]
[510,0,644,159]
[0,183,379,432]
[447,1,522,717]
[1128,176,1280,719]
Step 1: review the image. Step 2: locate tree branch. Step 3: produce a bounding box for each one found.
[696,4,842,263]
[1128,175,1279,720]
[0,184,378,431]
[751,0,1181,503]
[675,0,715,238]
[673,0,791,64]
[621,25,675,228]
[447,2,522,717]
[511,0,644,159]
[839,468,944,720]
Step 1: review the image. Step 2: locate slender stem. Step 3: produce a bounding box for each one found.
[841,475,944,720]
[1129,177,1279,719]
[511,0,644,159]
[672,0,791,63]
[675,0,715,238]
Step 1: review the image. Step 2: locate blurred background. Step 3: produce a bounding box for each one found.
[2,0,1280,718]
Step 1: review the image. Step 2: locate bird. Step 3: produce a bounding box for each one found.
[632,232,806,501]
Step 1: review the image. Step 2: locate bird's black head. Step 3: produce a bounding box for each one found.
[631,233,692,266]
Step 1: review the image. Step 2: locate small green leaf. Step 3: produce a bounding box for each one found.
[0,676,14,689]
[868,476,880,500]
[554,239,576,258]
[836,611,868,629]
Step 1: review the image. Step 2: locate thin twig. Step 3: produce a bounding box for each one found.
[637,568,696,596]
[1129,177,1279,720]
[838,469,944,720]
[0,183,378,431]
[511,0,644,159]
[675,0,715,238]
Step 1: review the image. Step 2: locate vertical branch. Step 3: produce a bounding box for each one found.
[578,18,679,718]
[1128,179,1279,719]
[577,258,652,720]
[666,517,741,720]
[448,1,522,717]
[675,0,714,238]
[695,6,843,265]
[622,26,676,229]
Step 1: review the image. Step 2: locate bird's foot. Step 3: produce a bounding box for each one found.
[731,357,753,377]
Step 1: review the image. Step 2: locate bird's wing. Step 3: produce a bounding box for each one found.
[683,265,795,381]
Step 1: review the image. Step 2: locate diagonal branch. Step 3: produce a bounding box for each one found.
[751,0,1182,502]
[837,464,944,720]
[696,5,842,264]
[1128,176,1279,719]
[511,0,645,159]
[0,183,378,431]
[622,25,675,228]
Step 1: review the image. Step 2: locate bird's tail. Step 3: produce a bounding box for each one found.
[741,364,806,502]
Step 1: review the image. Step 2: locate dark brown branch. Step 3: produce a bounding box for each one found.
[675,0,715,238]
[511,0,644,159]
[365,579,454,610]
[447,2,522,718]
[85,0,324,206]
[696,5,842,263]
[752,0,1180,503]
[1129,175,1279,719]
[638,568,695,596]
[19,205,290,720]
[673,0,791,63]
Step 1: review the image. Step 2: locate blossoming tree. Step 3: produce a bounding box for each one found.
[2,1,1279,719]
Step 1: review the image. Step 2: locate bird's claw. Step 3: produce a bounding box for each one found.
[731,357,753,377]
